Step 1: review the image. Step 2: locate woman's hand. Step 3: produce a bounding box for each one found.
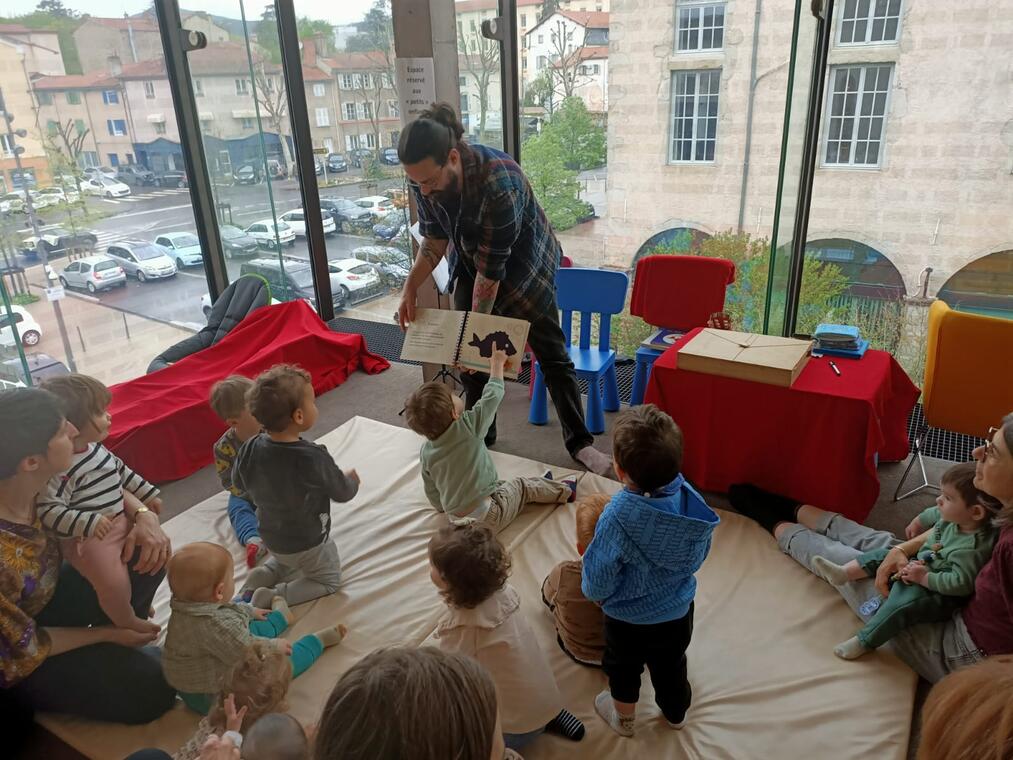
[904,516,923,540]
[105,625,159,648]
[121,510,171,575]
[223,693,248,733]
[874,547,909,597]
[199,734,241,760]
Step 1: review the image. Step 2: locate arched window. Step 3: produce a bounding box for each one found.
[631,226,710,268]
[805,238,906,300]
[937,251,1013,319]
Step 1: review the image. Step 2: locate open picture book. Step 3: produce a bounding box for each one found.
[400,308,531,379]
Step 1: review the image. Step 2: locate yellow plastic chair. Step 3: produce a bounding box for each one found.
[895,300,1013,499]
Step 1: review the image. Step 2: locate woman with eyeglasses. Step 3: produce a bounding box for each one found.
[730,414,1013,683]
[394,103,613,477]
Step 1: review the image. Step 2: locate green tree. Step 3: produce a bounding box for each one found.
[297,17,332,39]
[346,0,393,53]
[35,0,76,17]
[539,96,605,170]
[256,5,281,63]
[521,131,586,232]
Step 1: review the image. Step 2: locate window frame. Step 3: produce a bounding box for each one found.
[107,119,127,137]
[836,0,903,46]
[102,89,119,104]
[66,91,82,105]
[235,78,249,96]
[820,63,894,169]
[143,81,156,99]
[344,102,357,121]
[313,83,326,97]
[668,69,721,164]
[36,91,53,105]
[315,107,330,127]
[674,0,727,53]
[194,78,205,97]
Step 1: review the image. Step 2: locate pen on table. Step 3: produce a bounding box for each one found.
[828,360,842,377]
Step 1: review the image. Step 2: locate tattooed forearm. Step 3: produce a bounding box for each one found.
[418,239,443,270]
[472,274,499,314]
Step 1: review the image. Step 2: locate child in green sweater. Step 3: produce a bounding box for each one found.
[403,349,576,531]
[813,462,996,659]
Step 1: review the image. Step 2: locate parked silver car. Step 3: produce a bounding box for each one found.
[105,241,177,282]
[59,255,127,293]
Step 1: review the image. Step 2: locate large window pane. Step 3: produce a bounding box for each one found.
[2,4,212,386]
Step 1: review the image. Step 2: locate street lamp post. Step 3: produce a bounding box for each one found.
[0,85,77,373]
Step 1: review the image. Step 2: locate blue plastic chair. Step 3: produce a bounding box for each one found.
[528,268,629,434]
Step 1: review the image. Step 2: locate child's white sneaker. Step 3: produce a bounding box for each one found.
[666,718,686,730]
[594,690,634,737]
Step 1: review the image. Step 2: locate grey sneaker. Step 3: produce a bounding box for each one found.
[594,690,634,737]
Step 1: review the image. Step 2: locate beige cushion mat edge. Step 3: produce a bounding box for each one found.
[40,416,916,760]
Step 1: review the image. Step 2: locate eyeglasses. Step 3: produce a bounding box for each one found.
[409,163,447,192]
[984,426,1001,459]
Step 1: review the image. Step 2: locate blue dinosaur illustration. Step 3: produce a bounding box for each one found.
[468,331,517,358]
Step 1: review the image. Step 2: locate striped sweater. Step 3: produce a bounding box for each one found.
[38,443,160,539]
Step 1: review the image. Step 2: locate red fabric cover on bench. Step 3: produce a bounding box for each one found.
[106,300,389,482]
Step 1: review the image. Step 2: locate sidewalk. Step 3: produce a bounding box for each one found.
[13,290,194,386]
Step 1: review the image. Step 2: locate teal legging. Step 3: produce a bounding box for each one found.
[856,548,964,649]
[179,611,324,714]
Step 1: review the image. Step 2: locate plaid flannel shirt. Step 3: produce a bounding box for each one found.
[413,141,561,321]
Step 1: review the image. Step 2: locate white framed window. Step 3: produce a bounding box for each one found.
[388,99,399,118]
[194,79,204,97]
[340,74,354,89]
[459,76,466,87]
[360,102,373,120]
[364,133,376,149]
[240,117,254,130]
[323,137,333,152]
[0,134,13,158]
[313,83,326,97]
[346,134,361,151]
[669,69,720,162]
[520,13,527,27]
[235,79,249,95]
[315,108,330,127]
[362,73,373,88]
[823,64,892,167]
[102,89,118,104]
[676,1,726,52]
[143,81,156,99]
[344,102,357,120]
[838,0,901,45]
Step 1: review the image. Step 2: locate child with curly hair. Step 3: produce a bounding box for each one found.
[429,524,584,751]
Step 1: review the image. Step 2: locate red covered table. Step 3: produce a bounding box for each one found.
[106,300,389,483]
[644,328,920,522]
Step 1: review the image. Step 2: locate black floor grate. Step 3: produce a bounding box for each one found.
[330,316,979,463]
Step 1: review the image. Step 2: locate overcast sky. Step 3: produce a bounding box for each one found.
[4,0,375,25]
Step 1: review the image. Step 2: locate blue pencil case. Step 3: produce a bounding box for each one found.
[814,339,869,359]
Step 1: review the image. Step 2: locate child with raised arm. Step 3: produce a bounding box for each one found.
[163,541,346,715]
[430,523,585,751]
[582,404,719,737]
[541,493,609,666]
[209,375,267,569]
[813,462,997,660]
[234,364,359,608]
[404,349,575,531]
[37,374,162,634]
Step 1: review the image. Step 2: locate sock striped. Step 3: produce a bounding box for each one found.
[546,708,585,741]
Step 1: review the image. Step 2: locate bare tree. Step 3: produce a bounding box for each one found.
[547,19,592,100]
[351,53,396,156]
[458,30,500,142]
[44,119,90,190]
[252,66,293,172]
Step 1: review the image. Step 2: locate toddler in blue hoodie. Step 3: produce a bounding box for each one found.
[581,404,719,737]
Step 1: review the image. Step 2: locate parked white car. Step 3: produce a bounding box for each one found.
[327,257,382,301]
[59,255,127,293]
[154,232,204,268]
[105,240,177,282]
[244,219,296,249]
[83,166,118,181]
[82,177,132,199]
[0,305,42,347]
[280,208,336,238]
[354,195,395,216]
[35,186,80,206]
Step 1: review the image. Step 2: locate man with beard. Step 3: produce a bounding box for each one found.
[395,103,612,476]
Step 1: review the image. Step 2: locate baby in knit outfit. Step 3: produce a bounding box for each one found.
[813,461,997,659]
[404,349,575,531]
[582,404,719,737]
[162,542,346,715]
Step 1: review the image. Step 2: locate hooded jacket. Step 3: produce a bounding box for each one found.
[581,475,719,624]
